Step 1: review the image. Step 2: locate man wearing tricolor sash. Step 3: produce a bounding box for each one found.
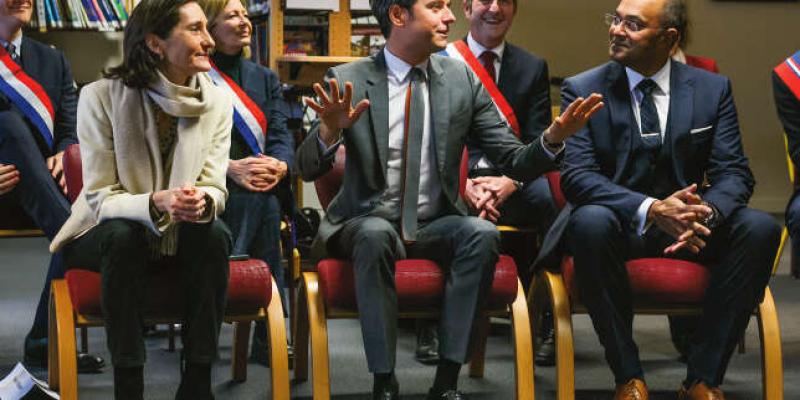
[773,50,800,279]
[0,0,103,372]
[432,0,560,368]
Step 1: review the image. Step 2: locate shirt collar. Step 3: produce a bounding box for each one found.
[384,47,429,82]
[0,34,22,58]
[625,59,671,96]
[466,32,505,62]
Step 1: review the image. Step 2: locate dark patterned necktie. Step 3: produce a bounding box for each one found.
[479,51,497,82]
[637,78,660,136]
[5,43,19,63]
[399,67,425,243]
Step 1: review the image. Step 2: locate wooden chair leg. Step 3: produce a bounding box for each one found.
[510,279,534,400]
[303,272,331,400]
[49,279,78,400]
[80,326,88,354]
[293,275,310,382]
[231,321,251,382]
[542,270,575,400]
[468,316,490,378]
[289,248,301,347]
[757,286,783,400]
[168,324,177,352]
[268,279,290,400]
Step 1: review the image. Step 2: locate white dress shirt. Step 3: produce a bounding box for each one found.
[627,61,672,234]
[0,34,23,59]
[466,32,505,82]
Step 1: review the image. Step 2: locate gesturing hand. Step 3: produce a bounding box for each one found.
[305,78,370,146]
[647,184,712,254]
[152,185,209,223]
[546,93,605,144]
[0,163,20,195]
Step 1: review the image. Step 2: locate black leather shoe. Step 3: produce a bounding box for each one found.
[534,312,555,367]
[372,374,399,400]
[249,334,295,369]
[24,336,105,373]
[414,321,439,365]
[426,389,467,400]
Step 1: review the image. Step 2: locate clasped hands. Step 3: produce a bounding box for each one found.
[151,185,209,223]
[647,183,714,255]
[228,154,288,192]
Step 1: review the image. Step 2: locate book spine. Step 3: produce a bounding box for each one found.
[90,0,108,30]
[97,0,118,29]
[80,0,99,28]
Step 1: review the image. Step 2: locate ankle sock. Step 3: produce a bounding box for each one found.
[431,359,461,394]
[113,366,144,400]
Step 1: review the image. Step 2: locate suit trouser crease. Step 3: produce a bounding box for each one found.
[567,205,778,386]
[62,218,232,367]
[331,215,499,373]
[0,111,71,336]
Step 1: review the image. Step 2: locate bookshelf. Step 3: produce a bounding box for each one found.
[28,0,137,32]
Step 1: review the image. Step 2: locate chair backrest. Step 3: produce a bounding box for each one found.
[63,144,83,204]
[313,145,471,211]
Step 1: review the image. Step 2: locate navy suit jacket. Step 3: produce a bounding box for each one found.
[772,69,800,209]
[240,59,294,166]
[1,36,78,155]
[535,60,754,270]
[466,39,553,170]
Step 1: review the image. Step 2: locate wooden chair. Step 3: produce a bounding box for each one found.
[528,172,784,400]
[48,144,290,400]
[292,145,535,400]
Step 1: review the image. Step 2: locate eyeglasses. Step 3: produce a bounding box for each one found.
[604,13,647,33]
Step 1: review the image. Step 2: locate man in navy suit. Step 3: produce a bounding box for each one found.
[0,0,102,372]
[559,0,779,398]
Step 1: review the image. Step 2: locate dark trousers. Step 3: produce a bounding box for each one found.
[0,111,70,337]
[222,190,285,342]
[566,205,779,386]
[62,219,231,367]
[330,214,499,373]
[785,194,800,272]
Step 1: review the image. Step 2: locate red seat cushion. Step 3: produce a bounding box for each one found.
[65,259,272,317]
[63,144,83,204]
[561,256,710,305]
[317,254,518,311]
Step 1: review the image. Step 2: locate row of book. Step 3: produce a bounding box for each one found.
[28,0,141,31]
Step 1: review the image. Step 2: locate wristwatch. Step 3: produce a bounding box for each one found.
[700,201,720,230]
[542,131,564,152]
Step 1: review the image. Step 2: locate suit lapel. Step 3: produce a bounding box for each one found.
[365,52,390,180]
[606,63,635,181]
[428,57,449,173]
[667,61,693,183]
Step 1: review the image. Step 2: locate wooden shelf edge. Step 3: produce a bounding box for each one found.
[276,55,363,64]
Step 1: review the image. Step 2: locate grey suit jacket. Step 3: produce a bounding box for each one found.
[297,50,555,258]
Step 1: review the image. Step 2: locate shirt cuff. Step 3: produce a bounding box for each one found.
[540,134,565,160]
[317,136,342,157]
[636,197,657,236]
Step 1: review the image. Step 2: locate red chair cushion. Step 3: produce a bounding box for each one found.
[317,255,518,311]
[63,144,83,204]
[65,259,272,317]
[561,256,710,305]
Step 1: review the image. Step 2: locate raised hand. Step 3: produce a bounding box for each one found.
[0,163,20,195]
[546,93,604,143]
[305,78,370,146]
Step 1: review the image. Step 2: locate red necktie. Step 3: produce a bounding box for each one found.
[479,51,497,83]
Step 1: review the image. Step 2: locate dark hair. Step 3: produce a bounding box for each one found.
[660,0,688,48]
[370,0,416,38]
[104,0,196,88]
[464,0,517,12]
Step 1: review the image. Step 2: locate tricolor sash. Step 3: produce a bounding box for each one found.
[0,46,55,150]
[444,40,520,137]
[207,62,268,155]
[775,50,800,103]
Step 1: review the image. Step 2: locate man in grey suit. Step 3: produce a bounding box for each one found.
[297,0,602,399]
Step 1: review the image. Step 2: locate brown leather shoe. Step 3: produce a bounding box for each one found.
[678,382,725,400]
[614,379,648,400]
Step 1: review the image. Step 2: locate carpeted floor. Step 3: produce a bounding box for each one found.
[1,232,798,399]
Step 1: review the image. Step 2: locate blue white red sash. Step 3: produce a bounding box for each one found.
[775,50,800,103]
[0,46,55,150]
[444,40,520,137]
[207,62,268,155]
